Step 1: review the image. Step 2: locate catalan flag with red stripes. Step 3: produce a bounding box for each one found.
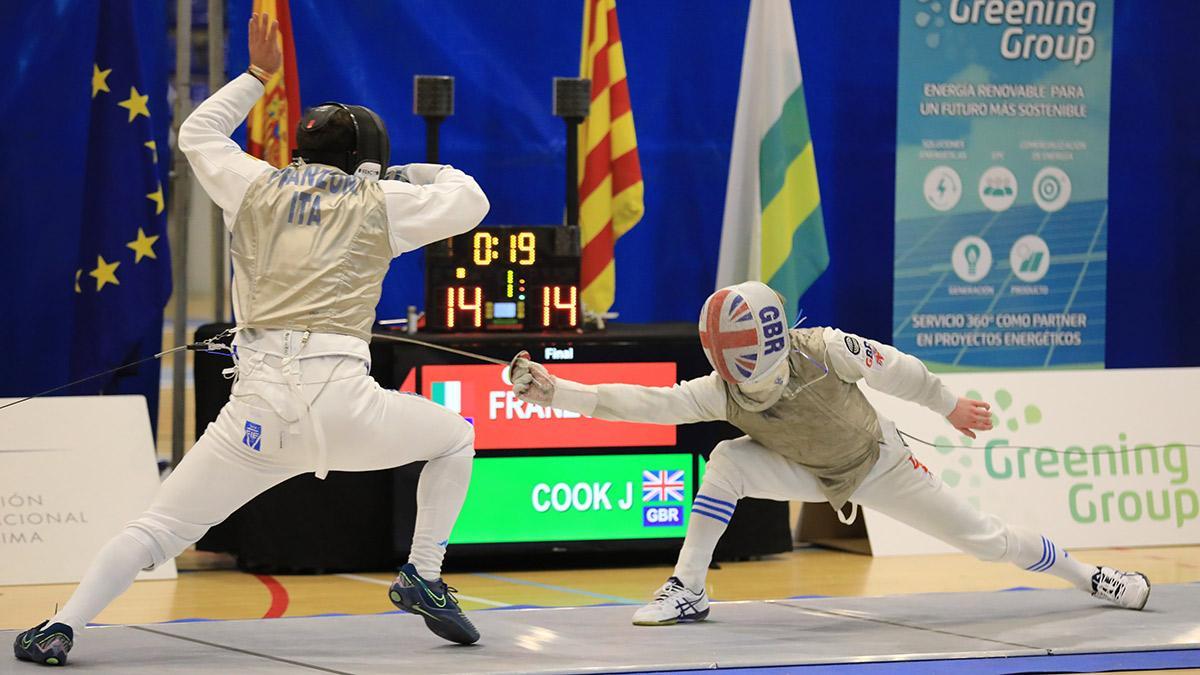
[246,0,301,168]
[578,0,644,315]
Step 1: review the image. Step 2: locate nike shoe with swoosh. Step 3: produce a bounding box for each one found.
[13,621,73,667]
[389,563,480,645]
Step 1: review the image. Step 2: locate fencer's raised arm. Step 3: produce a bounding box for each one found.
[379,164,490,255]
[822,327,958,416]
[509,353,728,425]
[178,74,274,224]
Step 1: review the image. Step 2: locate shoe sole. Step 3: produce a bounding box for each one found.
[14,650,66,667]
[390,588,480,645]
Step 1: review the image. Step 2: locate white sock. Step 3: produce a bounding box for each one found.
[1012,533,1096,591]
[407,450,473,580]
[672,485,738,591]
[51,531,154,632]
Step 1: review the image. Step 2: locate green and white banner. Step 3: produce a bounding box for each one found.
[894,0,1112,369]
[862,369,1200,556]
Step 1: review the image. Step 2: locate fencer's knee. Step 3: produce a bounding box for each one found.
[703,441,746,498]
[452,422,475,459]
[960,514,1014,563]
[124,512,209,570]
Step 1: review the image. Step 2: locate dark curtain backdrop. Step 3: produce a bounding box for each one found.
[2,0,1198,397]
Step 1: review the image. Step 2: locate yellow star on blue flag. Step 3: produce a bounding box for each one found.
[71,0,171,399]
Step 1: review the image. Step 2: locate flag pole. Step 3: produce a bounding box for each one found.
[169,0,193,466]
[208,0,227,323]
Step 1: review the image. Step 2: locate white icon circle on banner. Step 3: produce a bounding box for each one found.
[1032,166,1072,212]
[1010,234,1051,283]
[923,165,962,212]
[952,236,993,283]
[978,166,1018,212]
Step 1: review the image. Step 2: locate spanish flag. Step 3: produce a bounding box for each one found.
[578,0,644,315]
[246,0,301,168]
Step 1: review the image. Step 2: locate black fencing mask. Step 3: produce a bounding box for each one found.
[295,102,390,180]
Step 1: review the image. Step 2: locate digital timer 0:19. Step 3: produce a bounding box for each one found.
[425,226,581,332]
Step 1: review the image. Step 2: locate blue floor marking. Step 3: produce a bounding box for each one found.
[630,647,1200,674]
[469,572,642,605]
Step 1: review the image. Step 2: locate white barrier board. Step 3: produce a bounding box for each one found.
[862,368,1200,556]
[0,395,176,585]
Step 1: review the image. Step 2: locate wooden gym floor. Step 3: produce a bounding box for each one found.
[3,545,1197,629]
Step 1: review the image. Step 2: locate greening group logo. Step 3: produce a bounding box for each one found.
[930,389,1196,528]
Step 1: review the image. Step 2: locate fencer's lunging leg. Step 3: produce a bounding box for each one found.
[634,437,829,625]
[51,430,297,632]
[852,446,1096,590]
[408,429,475,580]
[673,437,827,590]
[50,531,153,633]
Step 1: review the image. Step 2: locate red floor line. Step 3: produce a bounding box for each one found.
[254,574,290,619]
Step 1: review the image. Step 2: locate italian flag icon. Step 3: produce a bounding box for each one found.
[430,381,462,413]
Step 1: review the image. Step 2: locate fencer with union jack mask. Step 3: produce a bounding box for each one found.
[12,15,486,666]
[510,280,1150,626]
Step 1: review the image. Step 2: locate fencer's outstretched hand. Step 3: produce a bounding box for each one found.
[509,351,555,407]
[248,13,282,77]
[946,397,992,439]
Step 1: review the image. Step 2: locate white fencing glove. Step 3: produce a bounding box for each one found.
[509,350,555,407]
[384,163,447,185]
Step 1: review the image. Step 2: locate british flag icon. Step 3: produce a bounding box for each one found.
[699,289,761,382]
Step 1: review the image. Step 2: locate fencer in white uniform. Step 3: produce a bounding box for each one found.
[13,15,487,666]
[510,281,1151,626]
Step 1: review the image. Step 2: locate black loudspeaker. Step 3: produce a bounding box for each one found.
[413,75,454,118]
[553,77,591,120]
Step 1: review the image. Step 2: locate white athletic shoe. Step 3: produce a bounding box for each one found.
[632,577,710,626]
[1091,566,1150,610]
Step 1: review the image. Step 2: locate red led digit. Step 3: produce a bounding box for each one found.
[541,285,578,328]
[460,286,483,328]
[447,286,484,329]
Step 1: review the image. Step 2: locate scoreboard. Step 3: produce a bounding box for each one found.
[424,226,581,332]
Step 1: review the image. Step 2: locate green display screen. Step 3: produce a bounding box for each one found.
[450,454,696,544]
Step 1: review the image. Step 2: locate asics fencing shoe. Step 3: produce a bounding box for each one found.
[1091,566,1150,610]
[632,577,709,626]
[389,563,480,645]
[13,621,73,667]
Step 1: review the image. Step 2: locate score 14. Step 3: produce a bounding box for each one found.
[541,285,578,329]
[446,286,483,329]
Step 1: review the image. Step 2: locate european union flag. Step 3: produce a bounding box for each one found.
[69,0,172,411]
